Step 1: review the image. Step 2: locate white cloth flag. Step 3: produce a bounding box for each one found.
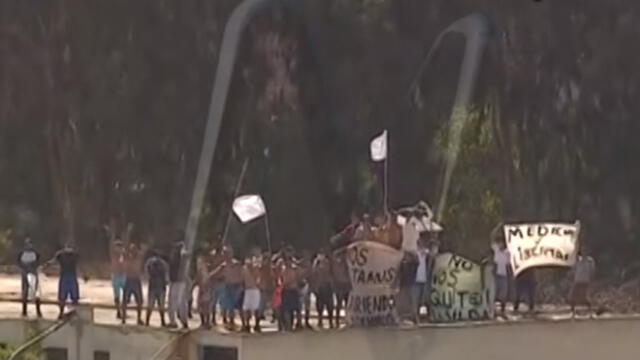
[232,194,266,223]
[370,130,388,161]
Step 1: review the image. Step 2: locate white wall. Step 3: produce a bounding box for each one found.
[241,319,640,360]
[0,318,173,360]
[3,317,640,360]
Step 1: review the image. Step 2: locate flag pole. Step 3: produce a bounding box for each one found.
[264,211,272,254]
[221,158,249,246]
[384,131,389,215]
[383,154,389,214]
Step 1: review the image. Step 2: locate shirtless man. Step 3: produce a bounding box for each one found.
[122,243,147,325]
[110,237,126,319]
[195,255,214,329]
[242,256,262,332]
[280,252,300,331]
[209,246,225,325]
[296,252,312,329]
[144,249,169,326]
[258,253,275,323]
[332,249,352,327]
[211,247,244,330]
[312,249,334,328]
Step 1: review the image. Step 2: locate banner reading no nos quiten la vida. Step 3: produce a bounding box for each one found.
[346,241,403,327]
[429,253,495,323]
[503,222,580,276]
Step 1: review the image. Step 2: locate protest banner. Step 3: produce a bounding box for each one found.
[503,222,580,276]
[346,241,404,327]
[429,253,495,323]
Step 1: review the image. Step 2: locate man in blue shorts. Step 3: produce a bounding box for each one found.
[110,237,126,319]
[49,244,80,319]
[211,247,243,330]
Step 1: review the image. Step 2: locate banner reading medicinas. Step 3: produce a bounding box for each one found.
[346,241,403,327]
[504,222,580,276]
[429,253,495,323]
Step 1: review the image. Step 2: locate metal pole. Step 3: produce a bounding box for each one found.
[178,0,274,310]
[421,14,492,223]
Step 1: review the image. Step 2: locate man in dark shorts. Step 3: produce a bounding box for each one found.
[122,243,146,325]
[110,237,126,319]
[48,244,80,319]
[221,247,244,330]
[312,249,334,328]
[570,249,596,317]
[514,268,536,315]
[17,238,42,317]
[280,252,300,331]
[145,249,169,326]
[398,251,419,323]
[332,249,351,327]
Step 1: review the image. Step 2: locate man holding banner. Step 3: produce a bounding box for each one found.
[503,221,581,315]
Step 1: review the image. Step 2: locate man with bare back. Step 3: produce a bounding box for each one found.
[280,251,300,331]
[212,247,243,330]
[312,248,334,328]
[122,243,147,325]
[110,237,126,319]
[209,246,225,325]
[332,249,351,327]
[296,251,312,329]
[242,256,262,332]
[257,253,275,323]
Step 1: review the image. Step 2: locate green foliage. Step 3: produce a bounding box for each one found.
[436,105,504,259]
[0,0,639,275]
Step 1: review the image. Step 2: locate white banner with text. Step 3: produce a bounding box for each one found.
[503,222,580,276]
[346,241,403,327]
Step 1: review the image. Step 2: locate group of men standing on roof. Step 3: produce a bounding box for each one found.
[14,216,597,329]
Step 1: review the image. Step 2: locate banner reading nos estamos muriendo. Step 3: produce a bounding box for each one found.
[345,241,403,327]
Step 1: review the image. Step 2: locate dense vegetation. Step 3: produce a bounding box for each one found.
[1,0,639,281]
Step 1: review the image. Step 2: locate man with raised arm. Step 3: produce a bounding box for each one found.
[110,237,126,319]
[48,243,80,319]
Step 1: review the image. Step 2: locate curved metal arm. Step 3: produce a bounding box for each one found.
[178,0,276,301]
[408,14,493,222]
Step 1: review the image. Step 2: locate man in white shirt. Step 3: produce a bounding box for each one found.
[413,238,429,322]
[492,238,511,317]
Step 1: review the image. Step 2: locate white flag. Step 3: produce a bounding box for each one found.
[232,194,266,223]
[370,130,388,161]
